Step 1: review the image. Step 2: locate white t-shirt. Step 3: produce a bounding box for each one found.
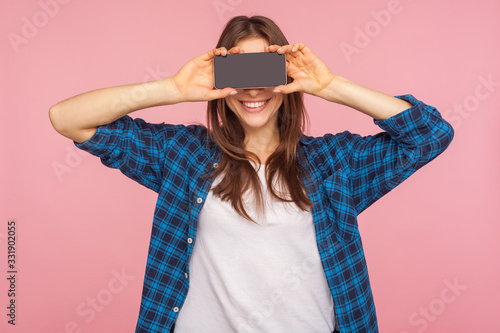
[174,162,335,333]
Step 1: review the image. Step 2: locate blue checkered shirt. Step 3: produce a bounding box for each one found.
[74,94,454,332]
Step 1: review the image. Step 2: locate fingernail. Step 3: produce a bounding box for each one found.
[292,47,296,52]
[273,89,282,93]
[277,47,282,52]
[229,91,237,95]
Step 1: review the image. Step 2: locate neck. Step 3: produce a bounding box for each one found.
[243,126,279,164]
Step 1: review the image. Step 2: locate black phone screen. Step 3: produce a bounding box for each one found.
[213,52,287,89]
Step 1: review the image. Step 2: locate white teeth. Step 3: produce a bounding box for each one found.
[242,100,267,108]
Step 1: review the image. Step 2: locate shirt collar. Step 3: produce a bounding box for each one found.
[299,132,315,145]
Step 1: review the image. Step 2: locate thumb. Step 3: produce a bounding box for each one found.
[206,87,237,101]
[274,80,302,94]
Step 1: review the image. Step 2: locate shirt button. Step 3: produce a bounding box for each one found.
[173,307,179,313]
[187,237,193,244]
[184,272,188,279]
[213,162,219,169]
[196,197,203,204]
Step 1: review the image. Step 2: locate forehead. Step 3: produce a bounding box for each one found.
[234,37,268,53]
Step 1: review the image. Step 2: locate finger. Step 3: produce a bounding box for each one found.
[273,80,302,94]
[206,87,237,100]
[227,46,241,54]
[276,44,291,54]
[201,49,215,61]
[285,52,299,64]
[291,42,308,56]
[277,46,299,64]
[279,43,307,56]
[203,47,228,61]
[202,48,219,61]
[219,47,228,56]
[265,44,282,53]
[276,45,300,61]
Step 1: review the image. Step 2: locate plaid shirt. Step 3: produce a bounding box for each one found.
[74,94,453,332]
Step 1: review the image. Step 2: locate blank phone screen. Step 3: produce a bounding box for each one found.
[213,52,287,89]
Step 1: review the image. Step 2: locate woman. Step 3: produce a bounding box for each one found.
[49,15,453,333]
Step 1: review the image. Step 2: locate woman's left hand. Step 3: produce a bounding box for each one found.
[265,42,336,97]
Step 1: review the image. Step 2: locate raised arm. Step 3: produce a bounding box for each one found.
[48,47,239,143]
[269,42,453,214]
[266,42,412,119]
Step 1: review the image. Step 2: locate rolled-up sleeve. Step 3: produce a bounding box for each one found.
[343,94,454,214]
[74,115,187,193]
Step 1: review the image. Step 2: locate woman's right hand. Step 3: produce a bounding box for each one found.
[168,46,240,103]
[50,47,241,143]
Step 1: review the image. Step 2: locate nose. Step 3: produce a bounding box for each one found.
[242,88,265,98]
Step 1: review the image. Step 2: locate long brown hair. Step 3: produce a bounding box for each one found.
[205,15,313,223]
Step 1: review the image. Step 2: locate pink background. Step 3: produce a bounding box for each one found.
[1,0,499,332]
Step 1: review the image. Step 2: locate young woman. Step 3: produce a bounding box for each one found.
[49,15,453,333]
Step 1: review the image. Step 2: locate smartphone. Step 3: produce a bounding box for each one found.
[213,52,287,89]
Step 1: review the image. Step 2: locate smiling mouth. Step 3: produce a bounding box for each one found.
[239,99,271,108]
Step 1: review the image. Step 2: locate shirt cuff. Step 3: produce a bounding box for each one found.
[73,116,126,157]
[373,94,440,143]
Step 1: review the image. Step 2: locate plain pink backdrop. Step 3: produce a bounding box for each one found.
[1,0,499,332]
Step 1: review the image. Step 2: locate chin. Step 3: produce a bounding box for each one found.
[237,108,280,129]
